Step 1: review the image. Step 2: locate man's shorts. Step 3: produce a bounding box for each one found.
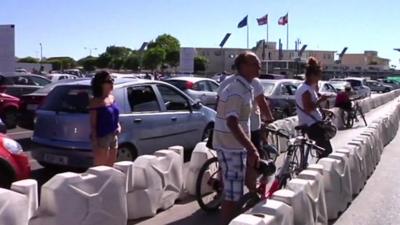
[216,149,247,202]
[92,133,118,149]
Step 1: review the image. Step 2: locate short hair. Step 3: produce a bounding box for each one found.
[234,51,256,71]
[91,71,112,98]
[305,57,322,77]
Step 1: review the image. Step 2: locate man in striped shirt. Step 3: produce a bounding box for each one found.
[213,51,262,224]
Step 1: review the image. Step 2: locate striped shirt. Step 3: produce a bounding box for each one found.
[213,75,254,151]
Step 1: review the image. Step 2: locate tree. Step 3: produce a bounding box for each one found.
[142,47,166,70]
[96,53,112,68]
[78,56,97,71]
[148,34,180,67]
[105,46,132,58]
[124,53,141,71]
[46,57,76,70]
[18,57,39,63]
[46,59,62,71]
[194,56,208,73]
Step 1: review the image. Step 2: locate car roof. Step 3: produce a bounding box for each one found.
[167,77,216,82]
[259,79,297,85]
[345,77,365,81]
[54,78,168,88]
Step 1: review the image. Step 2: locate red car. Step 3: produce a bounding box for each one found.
[0,134,31,188]
[0,92,20,129]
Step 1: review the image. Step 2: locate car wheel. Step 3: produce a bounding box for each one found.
[202,123,214,141]
[3,108,18,129]
[0,161,15,188]
[117,144,138,162]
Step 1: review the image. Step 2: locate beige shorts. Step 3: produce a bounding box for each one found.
[92,133,118,149]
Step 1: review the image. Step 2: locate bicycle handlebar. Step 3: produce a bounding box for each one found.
[264,127,290,139]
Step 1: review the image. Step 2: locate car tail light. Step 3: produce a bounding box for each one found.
[186,81,194,89]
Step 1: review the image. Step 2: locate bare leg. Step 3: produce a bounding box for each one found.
[107,148,118,167]
[93,148,108,166]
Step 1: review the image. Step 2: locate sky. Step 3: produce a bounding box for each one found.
[1,0,399,66]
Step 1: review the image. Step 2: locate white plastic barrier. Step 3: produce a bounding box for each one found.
[249,199,294,225]
[354,135,378,169]
[30,166,127,225]
[0,179,38,225]
[185,142,216,195]
[297,170,328,225]
[359,132,381,166]
[347,139,374,177]
[272,179,314,225]
[317,157,352,219]
[230,214,277,225]
[335,148,364,195]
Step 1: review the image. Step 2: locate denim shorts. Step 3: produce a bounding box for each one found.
[216,149,247,202]
[92,133,118,149]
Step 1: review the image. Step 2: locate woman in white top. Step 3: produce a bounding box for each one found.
[295,57,332,158]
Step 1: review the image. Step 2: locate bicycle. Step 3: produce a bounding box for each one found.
[195,126,325,212]
[343,98,367,129]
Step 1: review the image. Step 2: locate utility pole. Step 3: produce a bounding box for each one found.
[84,47,97,56]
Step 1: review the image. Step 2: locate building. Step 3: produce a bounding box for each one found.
[0,25,15,74]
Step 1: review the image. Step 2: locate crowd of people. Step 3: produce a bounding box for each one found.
[88,52,335,224]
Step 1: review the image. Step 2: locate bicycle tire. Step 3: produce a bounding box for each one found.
[195,157,223,212]
[237,192,261,213]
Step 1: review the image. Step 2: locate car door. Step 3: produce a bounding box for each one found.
[205,80,219,108]
[119,84,169,155]
[192,81,211,105]
[155,84,204,149]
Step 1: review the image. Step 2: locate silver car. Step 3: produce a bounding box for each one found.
[166,77,219,109]
[31,79,216,168]
[318,81,337,108]
[365,80,392,93]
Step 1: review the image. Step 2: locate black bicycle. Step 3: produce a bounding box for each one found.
[343,98,367,128]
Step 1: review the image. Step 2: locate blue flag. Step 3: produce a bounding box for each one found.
[237,15,248,28]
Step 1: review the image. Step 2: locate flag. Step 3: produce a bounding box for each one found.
[237,15,248,28]
[257,14,268,26]
[278,13,288,25]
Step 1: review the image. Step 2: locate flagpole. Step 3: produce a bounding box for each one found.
[266,22,269,74]
[286,13,289,50]
[247,20,249,49]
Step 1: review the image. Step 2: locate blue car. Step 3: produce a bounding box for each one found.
[31,78,216,168]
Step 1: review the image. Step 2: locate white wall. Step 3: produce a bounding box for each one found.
[0,25,15,73]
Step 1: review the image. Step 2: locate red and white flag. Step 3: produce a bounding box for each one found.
[257,14,268,26]
[278,13,288,25]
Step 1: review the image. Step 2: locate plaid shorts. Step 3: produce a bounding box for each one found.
[216,149,247,202]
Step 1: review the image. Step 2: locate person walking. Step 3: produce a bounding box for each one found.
[295,57,333,158]
[89,71,121,166]
[213,51,261,224]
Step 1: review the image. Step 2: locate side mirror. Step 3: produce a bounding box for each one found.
[192,100,202,110]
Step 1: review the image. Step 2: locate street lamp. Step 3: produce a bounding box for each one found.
[84,47,97,56]
[39,43,43,62]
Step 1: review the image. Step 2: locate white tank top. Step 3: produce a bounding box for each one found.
[295,83,322,126]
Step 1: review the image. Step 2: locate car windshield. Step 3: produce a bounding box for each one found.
[165,80,188,90]
[40,85,91,113]
[261,82,275,95]
[330,81,347,90]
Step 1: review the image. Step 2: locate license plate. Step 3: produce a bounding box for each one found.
[27,104,38,110]
[43,154,68,165]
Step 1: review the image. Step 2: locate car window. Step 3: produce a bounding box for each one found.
[165,80,188,90]
[207,81,219,92]
[157,85,190,111]
[26,76,50,86]
[127,86,160,112]
[327,84,337,93]
[13,76,32,85]
[347,80,361,87]
[280,84,289,95]
[261,82,275,95]
[40,85,91,113]
[193,81,209,91]
[286,84,297,95]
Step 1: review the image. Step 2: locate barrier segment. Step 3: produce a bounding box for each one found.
[0,180,38,225]
[29,166,127,225]
[185,142,216,195]
[335,148,364,195]
[317,158,352,219]
[229,214,276,225]
[249,199,294,225]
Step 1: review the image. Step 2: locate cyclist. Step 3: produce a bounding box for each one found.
[335,84,354,124]
[213,52,268,224]
[295,57,333,158]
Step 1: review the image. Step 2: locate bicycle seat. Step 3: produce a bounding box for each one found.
[295,125,309,132]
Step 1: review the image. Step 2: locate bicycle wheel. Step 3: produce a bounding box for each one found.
[237,192,261,213]
[358,107,367,126]
[279,147,301,188]
[195,157,223,212]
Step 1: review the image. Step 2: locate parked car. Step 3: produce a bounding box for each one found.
[64,69,83,77]
[259,79,298,119]
[328,80,351,92]
[47,74,78,83]
[0,134,31,188]
[365,80,392,93]
[0,74,51,97]
[377,79,400,90]
[343,78,371,98]
[31,79,216,168]
[0,92,21,129]
[318,81,337,108]
[18,79,89,130]
[165,77,219,109]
